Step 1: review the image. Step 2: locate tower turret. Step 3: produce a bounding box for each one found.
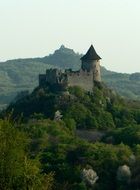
[81,45,101,82]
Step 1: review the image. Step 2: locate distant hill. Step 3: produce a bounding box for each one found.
[102,70,140,100]
[0,45,140,109]
[40,45,82,70]
[0,61,53,109]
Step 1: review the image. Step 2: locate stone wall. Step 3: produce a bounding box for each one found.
[46,69,61,84]
[39,74,46,86]
[93,60,101,82]
[82,60,101,82]
[67,70,93,91]
[39,59,101,91]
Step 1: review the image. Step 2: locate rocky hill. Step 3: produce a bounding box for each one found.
[1,74,140,190]
[0,45,140,109]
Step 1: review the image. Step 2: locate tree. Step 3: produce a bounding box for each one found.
[82,168,99,187]
[117,165,131,183]
[117,165,131,190]
[0,119,27,189]
[0,119,54,190]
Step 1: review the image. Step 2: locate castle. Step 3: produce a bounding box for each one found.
[39,45,101,91]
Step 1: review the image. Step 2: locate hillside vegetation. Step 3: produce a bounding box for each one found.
[1,82,140,190]
[0,60,54,109]
[0,45,140,109]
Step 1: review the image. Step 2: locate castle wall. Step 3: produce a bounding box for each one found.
[82,60,101,82]
[39,46,102,91]
[46,69,59,84]
[39,74,46,86]
[81,60,93,72]
[67,70,93,91]
[93,60,101,82]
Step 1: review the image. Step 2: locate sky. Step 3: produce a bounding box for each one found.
[0,0,140,73]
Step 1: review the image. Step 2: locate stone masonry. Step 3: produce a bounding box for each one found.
[39,45,101,91]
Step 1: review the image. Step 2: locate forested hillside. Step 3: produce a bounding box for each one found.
[0,61,54,109]
[1,82,140,190]
[0,45,139,109]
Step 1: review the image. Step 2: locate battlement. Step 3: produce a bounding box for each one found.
[39,45,101,92]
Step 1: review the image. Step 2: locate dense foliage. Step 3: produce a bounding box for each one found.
[1,83,140,189]
[0,119,54,190]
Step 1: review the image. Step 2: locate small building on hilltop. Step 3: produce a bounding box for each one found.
[39,45,101,91]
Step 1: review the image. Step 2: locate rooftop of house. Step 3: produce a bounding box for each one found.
[81,45,101,61]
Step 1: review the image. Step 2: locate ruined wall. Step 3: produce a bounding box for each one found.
[46,69,61,84]
[67,70,93,91]
[67,59,101,91]
[39,60,101,91]
[39,74,46,86]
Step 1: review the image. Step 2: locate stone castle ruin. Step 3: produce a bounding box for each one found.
[39,45,101,91]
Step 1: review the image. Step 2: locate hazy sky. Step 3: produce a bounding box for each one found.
[0,0,140,73]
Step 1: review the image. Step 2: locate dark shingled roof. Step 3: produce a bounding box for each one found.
[81,45,101,61]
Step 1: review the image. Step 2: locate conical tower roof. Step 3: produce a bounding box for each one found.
[81,45,101,61]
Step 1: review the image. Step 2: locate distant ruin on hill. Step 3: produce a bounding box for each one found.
[39,45,102,91]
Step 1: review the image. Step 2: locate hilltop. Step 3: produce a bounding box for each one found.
[4,81,140,127]
[1,47,140,190]
[2,79,140,189]
[0,45,140,109]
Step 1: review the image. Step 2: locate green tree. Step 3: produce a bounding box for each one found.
[0,119,54,190]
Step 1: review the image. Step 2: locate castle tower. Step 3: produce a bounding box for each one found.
[81,45,101,82]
